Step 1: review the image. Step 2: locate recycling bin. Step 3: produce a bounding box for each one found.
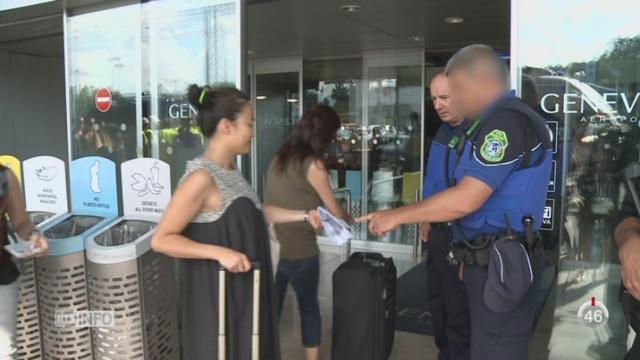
[14,212,64,360]
[85,216,179,360]
[35,212,116,359]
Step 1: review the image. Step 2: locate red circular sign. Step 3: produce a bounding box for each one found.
[95,87,112,112]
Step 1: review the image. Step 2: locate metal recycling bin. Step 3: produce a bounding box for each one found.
[85,216,179,360]
[35,212,116,359]
[14,212,63,360]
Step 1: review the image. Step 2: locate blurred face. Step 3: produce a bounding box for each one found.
[430,76,460,124]
[448,69,485,120]
[226,103,255,155]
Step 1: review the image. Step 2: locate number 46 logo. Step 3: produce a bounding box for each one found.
[578,297,609,327]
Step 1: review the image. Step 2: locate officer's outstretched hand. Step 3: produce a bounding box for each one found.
[420,222,431,243]
[620,238,640,300]
[356,210,400,237]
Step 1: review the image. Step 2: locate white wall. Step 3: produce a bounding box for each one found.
[0,52,67,161]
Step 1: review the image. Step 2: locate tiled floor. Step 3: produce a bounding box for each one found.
[278,246,439,359]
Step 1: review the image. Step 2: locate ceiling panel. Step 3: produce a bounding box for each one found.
[249,0,510,58]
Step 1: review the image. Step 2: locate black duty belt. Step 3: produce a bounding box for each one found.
[450,231,540,267]
[431,222,450,230]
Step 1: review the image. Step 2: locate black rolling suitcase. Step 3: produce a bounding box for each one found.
[332,252,397,360]
[218,264,261,360]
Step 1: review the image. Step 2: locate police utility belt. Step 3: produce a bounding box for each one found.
[449,215,540,267]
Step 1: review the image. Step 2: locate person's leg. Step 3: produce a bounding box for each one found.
[624,332,640,360]
[436,231,470,360]
[287,256,321,360]
[0,280,19,360]
[623,292,640,360]
[426,229,450,360]
[465,249,544,360]
[274,260,290,318]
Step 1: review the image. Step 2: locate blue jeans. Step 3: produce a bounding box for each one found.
[275,255,321,348]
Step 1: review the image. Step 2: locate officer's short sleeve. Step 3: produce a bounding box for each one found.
[464,111,525,190]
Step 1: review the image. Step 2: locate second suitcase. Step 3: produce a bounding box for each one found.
[332,252,397,360]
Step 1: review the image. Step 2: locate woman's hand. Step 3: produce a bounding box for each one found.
[308,210,323,230]
[29,231,49,257]
[215,247,252,273]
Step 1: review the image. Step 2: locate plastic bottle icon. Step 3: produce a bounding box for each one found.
[90,160,101,193]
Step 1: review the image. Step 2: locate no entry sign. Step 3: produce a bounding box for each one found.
[95,87,112,112]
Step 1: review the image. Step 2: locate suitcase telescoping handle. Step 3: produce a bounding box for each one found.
[218,262,261,360]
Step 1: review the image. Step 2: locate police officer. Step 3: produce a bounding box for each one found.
[421,72,470,360]
[358,44,552,360]
[613,167,640,359]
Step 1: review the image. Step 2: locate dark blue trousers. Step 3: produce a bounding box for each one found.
[463,248,544,360]
[426,226,471,360]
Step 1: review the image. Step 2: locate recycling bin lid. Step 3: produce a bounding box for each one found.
[93,219,156,247]
[86,216,158,264]
[43,215,103,239]
[28,211,56,226]
[39,212,117,256]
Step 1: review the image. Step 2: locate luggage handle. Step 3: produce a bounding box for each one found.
[218,262,261,360]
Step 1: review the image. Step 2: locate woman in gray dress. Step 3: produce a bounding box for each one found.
[152,85,320,360]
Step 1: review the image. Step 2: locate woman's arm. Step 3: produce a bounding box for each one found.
[6,171,34,239]
[262,204,321,229]
[306,159,353,223]
[5,170,48,251]
[151,170,251,272]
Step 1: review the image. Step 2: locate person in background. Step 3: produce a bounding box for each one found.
[0,165,48,360]
[358,44,553,360]
[613,174,640,359]
[421,72,470,360]
[151,85,321,360]
[266,104,352,360]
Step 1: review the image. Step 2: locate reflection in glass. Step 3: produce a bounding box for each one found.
[516,1,640,358]
[67,5,140,164]
[143,0,238,189]
[303,58,365,236]
[255,72,299,198]
[365,53,423,244]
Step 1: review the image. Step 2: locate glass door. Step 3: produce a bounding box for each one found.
[513,0,640,357]
[249,58,302,198]
[361,50,424,253]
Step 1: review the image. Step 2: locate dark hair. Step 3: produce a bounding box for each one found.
[275,105,341,173]
[187,84,250,137]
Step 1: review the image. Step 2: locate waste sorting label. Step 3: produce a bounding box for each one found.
[70,156,118,215]
[121,158,171,217]
[23,156,69,214]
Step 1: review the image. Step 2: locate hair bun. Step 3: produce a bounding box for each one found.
[187,84,205,110]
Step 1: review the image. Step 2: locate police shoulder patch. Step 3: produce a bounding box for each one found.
[480,129,509,162]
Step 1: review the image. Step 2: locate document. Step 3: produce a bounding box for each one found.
[4,241,45,260]
[317,206,352,246]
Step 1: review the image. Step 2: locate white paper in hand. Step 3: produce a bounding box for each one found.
[4,241,45,260]
[317,207,352,245]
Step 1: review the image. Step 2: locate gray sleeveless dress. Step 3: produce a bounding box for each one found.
[179,157,280,360]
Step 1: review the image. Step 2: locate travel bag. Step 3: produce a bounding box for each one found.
[332,252,397,360]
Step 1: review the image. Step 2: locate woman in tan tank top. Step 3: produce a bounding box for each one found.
[266,105,352,360]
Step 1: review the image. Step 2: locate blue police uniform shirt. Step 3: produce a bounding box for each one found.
[423,123,463,199]
[450,93,553,242]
